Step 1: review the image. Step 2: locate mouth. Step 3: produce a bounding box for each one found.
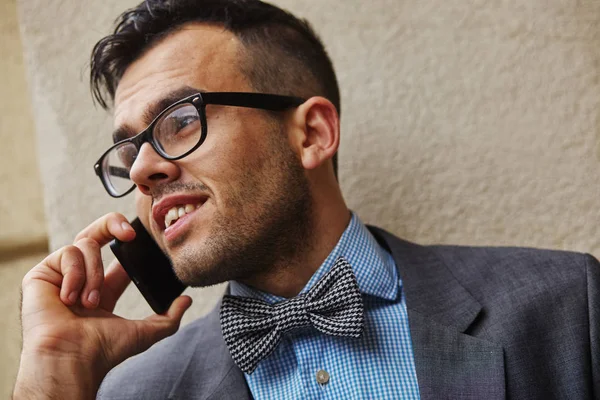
[153,195,209,231]
[164,203,201,228]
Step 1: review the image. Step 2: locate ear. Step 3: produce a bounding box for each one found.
[291,96,340,171]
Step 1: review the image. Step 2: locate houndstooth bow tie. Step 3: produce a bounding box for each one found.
[220,257,364,374]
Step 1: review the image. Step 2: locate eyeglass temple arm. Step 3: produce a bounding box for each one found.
[201,92,305,111]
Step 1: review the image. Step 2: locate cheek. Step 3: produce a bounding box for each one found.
[188,121,264,178]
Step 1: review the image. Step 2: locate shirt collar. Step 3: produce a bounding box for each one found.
[229,212,400,303]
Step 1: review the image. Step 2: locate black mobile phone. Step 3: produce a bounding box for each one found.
[109,218,186,314]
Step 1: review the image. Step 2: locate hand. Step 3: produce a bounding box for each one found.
[13,213,192,399]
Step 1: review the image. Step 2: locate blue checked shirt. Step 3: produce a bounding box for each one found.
[229,213,421,400]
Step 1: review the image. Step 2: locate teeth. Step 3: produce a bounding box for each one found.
[164,203,201,228]
[165,208,178,229]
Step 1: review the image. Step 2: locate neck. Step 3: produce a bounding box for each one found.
[240,183,351,298]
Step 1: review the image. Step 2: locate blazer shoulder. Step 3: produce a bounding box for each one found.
[429,243,594,284]
[97,305,225,399]
[368,224,596,289]
[427,244,597,324]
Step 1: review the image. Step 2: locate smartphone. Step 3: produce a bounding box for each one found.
[109,218,186,314]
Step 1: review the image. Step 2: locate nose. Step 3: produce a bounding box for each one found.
[129,142,180,196]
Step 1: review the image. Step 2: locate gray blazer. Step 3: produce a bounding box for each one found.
[98,226,600,399]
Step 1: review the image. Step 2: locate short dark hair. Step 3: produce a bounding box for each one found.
[90,0,341,174]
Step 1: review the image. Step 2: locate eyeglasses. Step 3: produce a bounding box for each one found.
[94,92,306,198]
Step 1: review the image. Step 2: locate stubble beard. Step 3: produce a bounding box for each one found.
[171,133,314,288]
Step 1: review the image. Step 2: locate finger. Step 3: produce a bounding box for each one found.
[52,246,87,306]
[99,259,131,312]
[101,296,192,367]
[74,212,136,247]
[134,296,193,353]
[157,295,193,321]
[73,238,104,309]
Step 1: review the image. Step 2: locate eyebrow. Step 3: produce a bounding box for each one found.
[112,86,204,144]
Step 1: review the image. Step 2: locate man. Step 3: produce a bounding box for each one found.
[13,0,599,399]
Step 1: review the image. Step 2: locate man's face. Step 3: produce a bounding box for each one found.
[113,23,312,287]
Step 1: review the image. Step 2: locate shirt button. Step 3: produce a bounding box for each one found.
[316,369,330,385]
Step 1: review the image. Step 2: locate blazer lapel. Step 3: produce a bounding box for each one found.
[168,298,253,400]
[369,227,506,400]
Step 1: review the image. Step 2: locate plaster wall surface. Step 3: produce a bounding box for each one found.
[0,0,48,397]
[11,0,600,395]
[18,0,600,257]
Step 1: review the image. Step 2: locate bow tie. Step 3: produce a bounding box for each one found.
[220,257,364,374]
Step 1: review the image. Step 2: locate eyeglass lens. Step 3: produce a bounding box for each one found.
[102,141,137,195]
[102,103,203,196]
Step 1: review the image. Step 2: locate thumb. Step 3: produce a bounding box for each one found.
[128,296,193,357]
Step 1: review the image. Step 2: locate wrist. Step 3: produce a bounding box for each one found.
[14,350,106,400]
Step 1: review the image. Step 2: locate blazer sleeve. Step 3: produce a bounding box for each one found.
[586,254,600,397]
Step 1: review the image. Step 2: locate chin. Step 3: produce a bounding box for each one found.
[167,241,223,287]
[172,261,230,288]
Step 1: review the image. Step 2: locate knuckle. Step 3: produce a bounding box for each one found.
[63,244,79,254]
[21,270,36,287]
[166,321,179,335]
[77,237,100,251]
[106,212,123,222]
[74,227,92,242]
[22,263,59,287]
[63,248,85,274]
[63,245,83,261]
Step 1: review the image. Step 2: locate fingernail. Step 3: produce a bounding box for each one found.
[121,221,134,232]
[88,290,100,306]
[68,291,78,304]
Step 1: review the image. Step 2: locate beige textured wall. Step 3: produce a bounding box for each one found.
[9,0,600,394]
[17,0,600,313]
[0,0,48,397]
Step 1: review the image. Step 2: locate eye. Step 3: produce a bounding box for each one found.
[175,115,198,132]
[167,115,200,140]
[156,105,200,141]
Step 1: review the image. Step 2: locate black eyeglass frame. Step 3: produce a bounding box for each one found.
[94,92,306,198]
